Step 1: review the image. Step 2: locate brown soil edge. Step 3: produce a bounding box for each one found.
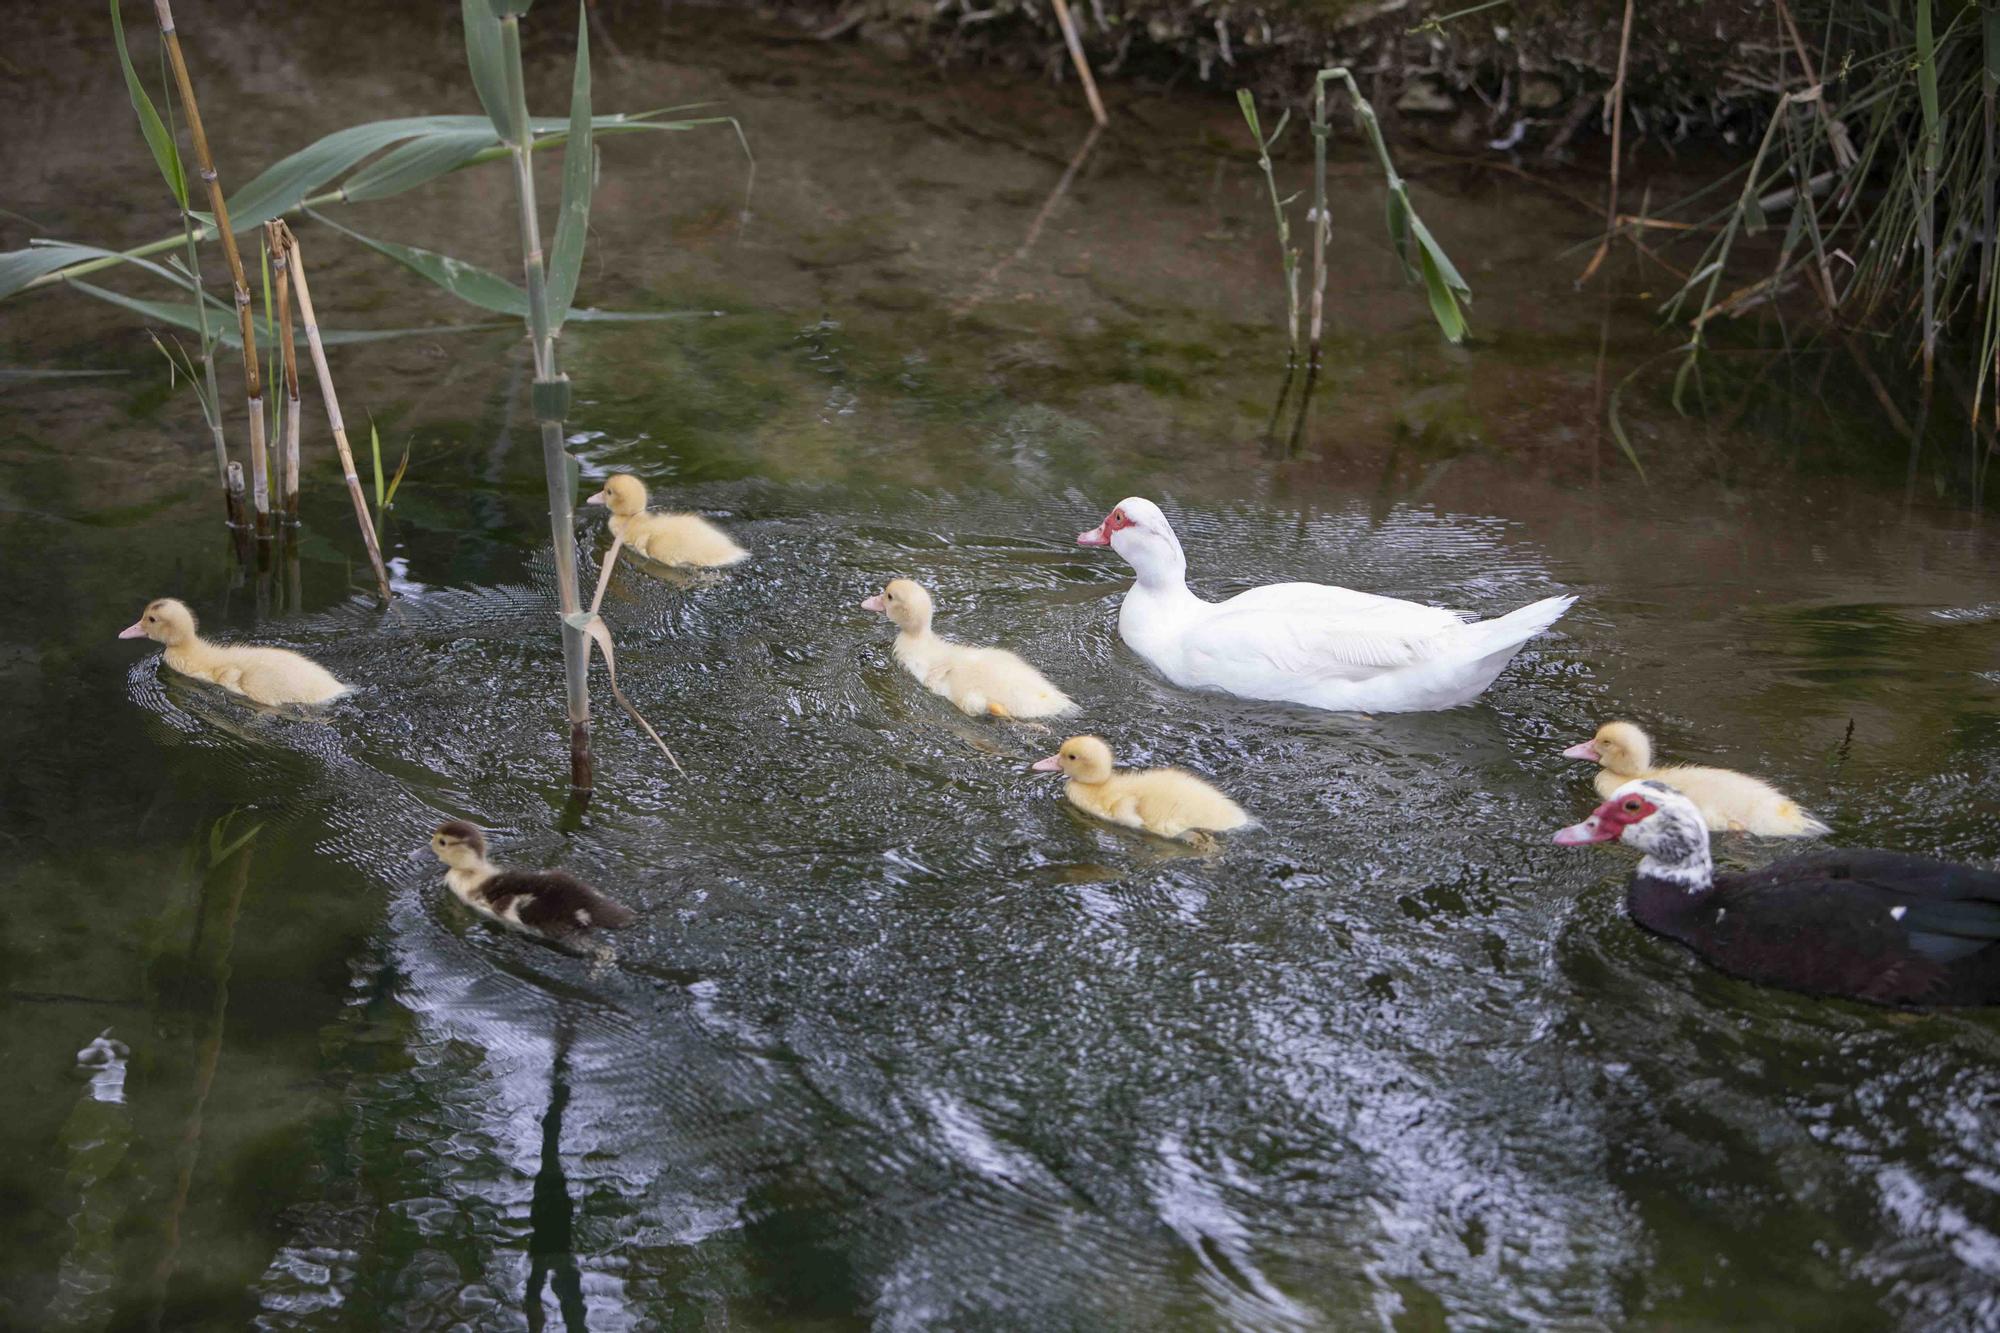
[647,0,1768,162]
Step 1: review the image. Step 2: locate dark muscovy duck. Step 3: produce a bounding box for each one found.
[1554,779,2000,1006]
[428,821,637,941]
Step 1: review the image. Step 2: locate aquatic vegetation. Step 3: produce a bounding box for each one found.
[0,0,741,594]
[1594,0,2000,499]
[1237,69,1473,383]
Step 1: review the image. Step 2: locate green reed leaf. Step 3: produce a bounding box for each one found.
[110,0,187,211]
[308,210,528,316]
[548,3,594,330]
[462,0,516,143]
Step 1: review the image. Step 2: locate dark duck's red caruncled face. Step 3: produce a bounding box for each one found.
[1553,789,1660,846]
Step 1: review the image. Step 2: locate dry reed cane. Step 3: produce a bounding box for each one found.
[273,222,392,601]
[1577,0,1635,287]
[266,221,302,525]
[154,0,269,538]
[1049,0,1108,127]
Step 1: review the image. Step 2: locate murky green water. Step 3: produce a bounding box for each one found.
[3,9,1998,1330]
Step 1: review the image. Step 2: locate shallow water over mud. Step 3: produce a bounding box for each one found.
[2,7,1998,1330]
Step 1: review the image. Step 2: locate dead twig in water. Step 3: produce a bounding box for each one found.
[1577,0,1636,287]
[273,221,392,601]
[955,123,1102,314]
[573,532,685,778]
[1049,0,1108,127]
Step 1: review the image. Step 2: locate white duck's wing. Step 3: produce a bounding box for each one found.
[1183,582,1468,682]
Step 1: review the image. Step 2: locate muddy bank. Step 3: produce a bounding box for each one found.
[671,0,1763,160]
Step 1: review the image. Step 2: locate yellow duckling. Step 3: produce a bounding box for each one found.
[862,578,1076,719]
[1563,720,1829,837]
[1032,735,1250,842]
[586,473,747,568]
[118,598,347,706]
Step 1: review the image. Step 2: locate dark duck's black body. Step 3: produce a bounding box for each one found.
[429,820,637,940]
[1559,781,2000,1007]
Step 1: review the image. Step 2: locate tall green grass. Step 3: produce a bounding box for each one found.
[1624,0,1997,499]
[1237,69,1473,366]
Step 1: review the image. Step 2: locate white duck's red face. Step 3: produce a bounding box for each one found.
[1077,504,1138,548]
[1077,497,1182,580]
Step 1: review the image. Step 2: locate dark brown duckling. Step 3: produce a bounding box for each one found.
[428,820,637,939]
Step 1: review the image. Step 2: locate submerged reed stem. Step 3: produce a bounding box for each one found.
[273,222,392,601]
[1049,0,1108,127]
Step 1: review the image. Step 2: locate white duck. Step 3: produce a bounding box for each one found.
[1076,497,1576,713]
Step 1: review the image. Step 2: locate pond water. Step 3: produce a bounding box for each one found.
[2,8,1998,1330]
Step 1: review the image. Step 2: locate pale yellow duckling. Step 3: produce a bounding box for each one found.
[862,578,1076,719]
[118,598,347,706]
[1032,735,1250,842]
[586,473,747,568]
[1563,720,1829,837]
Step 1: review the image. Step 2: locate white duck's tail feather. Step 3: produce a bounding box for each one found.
[1459,593,1577,659]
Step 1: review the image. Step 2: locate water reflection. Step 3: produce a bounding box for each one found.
[525,1017,585,1333]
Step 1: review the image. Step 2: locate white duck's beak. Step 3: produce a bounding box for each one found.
[117,620,147,639]
[1076,519,1111,547]
[1031,754,1063,772]
[860,593,886,613]
[1562,740,1602,761]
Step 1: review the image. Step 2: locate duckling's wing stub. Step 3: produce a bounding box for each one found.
[484,870,637,936]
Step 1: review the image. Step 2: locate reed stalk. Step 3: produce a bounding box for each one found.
[1577,0,1635,286]
[1048,0,1108,127]
[1237,91,1299,363]
[266,221,301,524]
[1307,76,1330,369]
[497,9,593,794]
[274,221,392,601]
[153,0,269,539]
[182,203,230,512]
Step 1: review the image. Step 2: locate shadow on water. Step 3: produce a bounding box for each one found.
[0,3,1998,1329]
[526,1015,585,1333]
